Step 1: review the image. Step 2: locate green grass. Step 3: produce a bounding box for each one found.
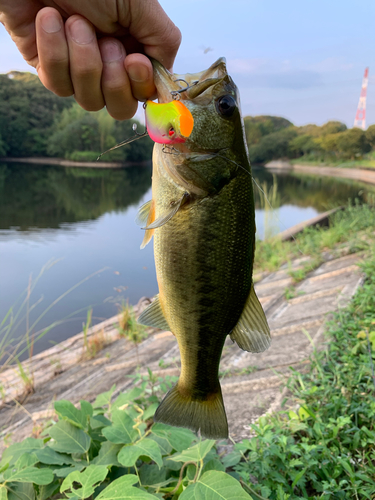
[233,245,375,499]
[290,151,375,169]
[254,202,375,273]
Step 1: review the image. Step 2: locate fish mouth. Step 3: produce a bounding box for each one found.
[151,58,228,103]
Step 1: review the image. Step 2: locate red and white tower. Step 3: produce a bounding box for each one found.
[354,67,369,130]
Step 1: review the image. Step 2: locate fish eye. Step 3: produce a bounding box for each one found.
[215,95,236,117]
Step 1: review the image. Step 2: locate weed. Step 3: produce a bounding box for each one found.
[158,357,179,369]
[16,359,34,397]
[81,310,107,360]
[117,302,147,345]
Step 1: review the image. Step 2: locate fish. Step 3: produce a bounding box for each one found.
[136,58,271,439]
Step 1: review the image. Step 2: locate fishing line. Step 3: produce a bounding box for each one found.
[96,123,148,161]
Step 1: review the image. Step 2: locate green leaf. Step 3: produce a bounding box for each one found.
[118,438,163,469]
[201,459,225,474]
[90,415,111,430]
[7,482,35,500]
[151,423,195,452]
[170,440,216,463]
[138,464,167,487]
[112,388,144,410]
[93,385,116,408]
[80,401,93,419]
[92,442,122,466]
[1,440,43,467]
[54,400,87,429]
[48,421,91,454]
[3,466,53,486]
[34,448,75,466]
[149,435,172,456]
[0,485,8,500]
[53,464,86,478]
[142,404,159,421]
[3,454,53,486]
[60,465,108,499]
[291,467,307,489]
[221,451,242,468]
[102,410,138,444]
[37,479,60,500]
[96,475,158,499]
[179,471,252,499]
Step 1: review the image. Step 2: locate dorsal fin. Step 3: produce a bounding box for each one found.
[230,284,271,353]
[137,295,170,331]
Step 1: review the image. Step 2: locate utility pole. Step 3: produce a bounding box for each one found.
[353,67,369,130]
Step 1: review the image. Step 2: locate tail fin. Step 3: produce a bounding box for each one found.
[154,384,228,439]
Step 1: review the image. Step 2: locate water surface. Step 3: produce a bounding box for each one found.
[0,162,372,358]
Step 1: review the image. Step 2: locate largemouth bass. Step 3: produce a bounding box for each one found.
[137,58,271,439]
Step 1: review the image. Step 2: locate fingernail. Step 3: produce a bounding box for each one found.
[127,64,149,83]
[41,14,62,34]
[101,42,123,63]
[69,19,95,45]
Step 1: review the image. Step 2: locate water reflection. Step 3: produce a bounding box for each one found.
[0,162,373,359]
[0,162,152,231]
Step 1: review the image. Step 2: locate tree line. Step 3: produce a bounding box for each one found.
[244,115,375,164]
[1,71,374,164]
[0,72,153,162]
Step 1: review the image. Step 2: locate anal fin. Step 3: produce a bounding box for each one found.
[230,284,271,353]
[137,295,170,331]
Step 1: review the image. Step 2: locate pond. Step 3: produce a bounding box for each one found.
[0,162,373,359]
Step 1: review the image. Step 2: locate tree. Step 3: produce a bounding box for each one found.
[243,115,293,146]
[248,128,297,163]
[319,120,347,136]
[365,124,375,147]
[336,128,371,159]
[289,134,320,157]
[0,72,73,157]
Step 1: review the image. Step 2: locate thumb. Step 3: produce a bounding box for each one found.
[123,0,181,71]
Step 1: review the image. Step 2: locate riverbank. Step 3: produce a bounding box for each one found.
[266,159,375,185]
[0,157,150,168]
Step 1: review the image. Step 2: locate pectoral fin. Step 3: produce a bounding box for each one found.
[136,200,156,249]
[230,284,271,353]
[136,200,152,227]
[142,192,189,230]
[137,295,170,331]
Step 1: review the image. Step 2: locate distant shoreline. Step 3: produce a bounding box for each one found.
[0,157,150,169]
[265,160,375,186]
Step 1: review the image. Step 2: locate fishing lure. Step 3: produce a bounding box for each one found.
[144,100,194,144]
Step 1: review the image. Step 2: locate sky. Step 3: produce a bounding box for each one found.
[1,0,375,127]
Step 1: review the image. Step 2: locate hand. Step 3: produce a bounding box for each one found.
[0,0,181,120]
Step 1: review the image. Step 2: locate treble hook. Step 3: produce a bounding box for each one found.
[170,79,199,99]
[162,145,181,155]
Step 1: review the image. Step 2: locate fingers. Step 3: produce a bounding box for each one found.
[124,0,181,71]
[65,15,104,111]
[99,38,137,120]
[35,8,73,96]
[124,54,157,102]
